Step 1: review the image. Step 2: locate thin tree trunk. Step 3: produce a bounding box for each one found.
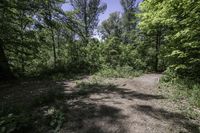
[57,30,60,58]
[47,1,57,68]
[0,39,13,80]
[51,29,57,68]
[83,0,89,44]
[20,18,25,74]
[0,2,13,79]
[155,30,160,72]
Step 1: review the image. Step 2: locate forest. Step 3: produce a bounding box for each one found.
[0,0,200,132]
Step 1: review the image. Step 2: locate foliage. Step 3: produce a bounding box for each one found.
[0,84,65,133]
[159,76,200,120]
[95,66,143,78]
[0,0,199,131]
[69,0,107,40]
[44,107,65,133]
[161,70,200,108]
[162,0,200,79]
[138,0,200,78]
[0,0,41,77]
[62,37,145,75]
[120,0,138,44]
[0,114,31,133]
[99,12,123,39]
[0,0,198,80]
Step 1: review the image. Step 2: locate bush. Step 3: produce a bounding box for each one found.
[160,70,200,108]
[13,37,146,78]
[96,66,143,78]
[0,114,32,133]
[64,37,146,75]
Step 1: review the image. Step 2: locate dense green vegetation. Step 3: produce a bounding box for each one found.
[1,0,199,79]
[139,0,200,79]
[138,0,200,111]
[0,0,199,132]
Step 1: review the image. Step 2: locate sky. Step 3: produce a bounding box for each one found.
[62,0,143,25]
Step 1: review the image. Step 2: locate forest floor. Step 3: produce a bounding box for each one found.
[1,74,200,133]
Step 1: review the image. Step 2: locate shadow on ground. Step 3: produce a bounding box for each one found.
[62,101,128,133]
[133,105,200,133]
[65,82,165,101]
[0,80,199,133]
[60,82,199,133]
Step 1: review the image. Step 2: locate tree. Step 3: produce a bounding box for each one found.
[138,0,200,78]
[159,0,200,78]
[0,0,39,77]
[69,0,107,42]
[120,0,138,44]
[99,12,122,40]
[0,39,13,79]
[138,0,166,72]
[39,0,66,68]
[120,0,137,31]
[0,0,14,79]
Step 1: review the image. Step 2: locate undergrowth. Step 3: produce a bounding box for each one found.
[0,86,66,133]
[95,66,143,78]
[159,70,200,118]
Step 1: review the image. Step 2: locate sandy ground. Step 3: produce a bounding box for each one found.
[59,74,200,133]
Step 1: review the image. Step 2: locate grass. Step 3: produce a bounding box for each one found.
[95,66,143,78]
[159,74,200,118]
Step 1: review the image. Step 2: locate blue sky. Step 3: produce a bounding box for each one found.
[62,0,143,25]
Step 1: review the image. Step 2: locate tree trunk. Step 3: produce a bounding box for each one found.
[0,2,13,80]
[0,39,13,80]
[83,0,89,44]
[51,30,57,68]
[155,30,161,72]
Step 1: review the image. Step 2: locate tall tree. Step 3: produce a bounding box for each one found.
[159,0,200,78]
[39,0,66,68]
[139,0,200,77]
[0,39,13,79]
[99,12,122,39]
[0,0,39,78]
[69,0,107,42]
[138,0,165,72]
[0,0,13,79]
[120,0,137,30]
[120,0,138,44]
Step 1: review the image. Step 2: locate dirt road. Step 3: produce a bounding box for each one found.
[61,74,200,133]
[1,74,199,132]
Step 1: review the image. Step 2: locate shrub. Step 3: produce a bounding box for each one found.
[96,66,143,78]
[0,114,32,133]
[160,70,200,108]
